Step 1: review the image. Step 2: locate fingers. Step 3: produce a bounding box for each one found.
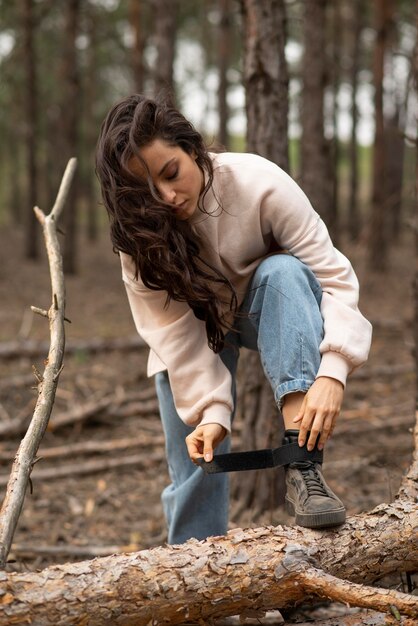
[292,378,343,450]
[185,424,227,464]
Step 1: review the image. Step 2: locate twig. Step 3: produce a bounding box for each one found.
[0,452,164,485]
[10,543,142,558]
[0,335,146,360]
[0,158,77,569]
[297,565,418,619]
[0,434,165,463]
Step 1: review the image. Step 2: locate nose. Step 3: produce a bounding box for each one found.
[159,183,176,204]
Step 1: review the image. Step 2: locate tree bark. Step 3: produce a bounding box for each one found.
[0,159,77,569]
[368,0,395,271]
[300,0,334,232]
[129,0,146,93]
[240,0,289,171]
[152,0,178,99]
[218,0,231,149]
[0,500,416,624]
[61,0,80,275]
[21,0,39,260]
[348,0,362,241]
[234,0,290,516]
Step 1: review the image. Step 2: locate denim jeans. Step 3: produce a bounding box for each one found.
[155,254,324,544]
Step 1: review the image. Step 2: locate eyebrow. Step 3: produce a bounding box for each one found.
[158,158,176,177]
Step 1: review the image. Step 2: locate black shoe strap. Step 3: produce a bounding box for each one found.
[196,442,323,474]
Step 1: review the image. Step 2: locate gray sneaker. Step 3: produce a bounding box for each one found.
[284,430,346,528]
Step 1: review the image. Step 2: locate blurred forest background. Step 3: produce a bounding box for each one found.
[0,0,417,611]
[0,0,416,272]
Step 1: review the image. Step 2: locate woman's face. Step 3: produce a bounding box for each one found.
[129,139,204,220]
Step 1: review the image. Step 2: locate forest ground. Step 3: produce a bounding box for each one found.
[0,222,416,624]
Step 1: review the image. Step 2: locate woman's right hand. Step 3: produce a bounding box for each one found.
[185,423,227,464]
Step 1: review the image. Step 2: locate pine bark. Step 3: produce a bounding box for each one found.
[240,0,289,171]
[300,0,334,231]
[61,0,81,275]
[234,0,290,516]
[368,0,394,271]
[21,0,39,259]
[348,0,362,241]
[152,0,178,99]
[0,500,416,624]
[129,0,146,93]
[218,0,231,148]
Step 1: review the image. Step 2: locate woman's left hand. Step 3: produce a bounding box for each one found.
[293,376,344,451]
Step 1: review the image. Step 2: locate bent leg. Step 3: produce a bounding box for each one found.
[237,253,324,407]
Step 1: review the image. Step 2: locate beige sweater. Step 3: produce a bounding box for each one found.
[121,152,372,433]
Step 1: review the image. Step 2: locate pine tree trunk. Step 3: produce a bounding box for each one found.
[0,500,416,624]
[61,0,80,275]
[240,0,289,172]
[300,0,334,231]
[21,0,39,259]
[129,0,146,93]
[152,0,178,99]
[330,0,341,247]
[234,0,289,519]
[368,0,394,271]
[348,0,362,241]
[83,2,99,243]
[218,0,231,149]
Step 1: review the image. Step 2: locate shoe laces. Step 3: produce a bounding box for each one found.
[294,462,328,497]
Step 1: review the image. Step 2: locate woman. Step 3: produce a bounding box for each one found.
[95,94,372,545]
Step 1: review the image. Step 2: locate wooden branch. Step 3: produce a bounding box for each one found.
[0,388,158,438]
[0,434,165,463]
[0,335,145,360]
[0,504,416,624]
[0,451,164,486]
[296,565,417,617]
[0,159,77,569]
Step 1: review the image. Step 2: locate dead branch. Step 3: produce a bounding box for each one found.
[0,159,76,569]
[10,543,140,559]
[0,502,416,625]
[0,451,164,486]
[0,388,159,438]
[0,335,145,360]
[0,434,165,463]
[217,611,416,626]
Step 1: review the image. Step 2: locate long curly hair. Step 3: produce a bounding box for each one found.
[95,94,237,353]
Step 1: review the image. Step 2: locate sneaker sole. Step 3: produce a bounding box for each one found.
[285,496,346,529]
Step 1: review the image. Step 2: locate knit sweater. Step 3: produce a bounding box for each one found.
[120,152,372,433]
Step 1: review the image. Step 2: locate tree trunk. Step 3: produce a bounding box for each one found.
[329,0,341,247]
[61,0,80,275]
[240,0,289,172]
[218,0,231,149]
[152,0,178,99]
[0,500,416,624]
[300,0,334,232]
[83,1,99,242]
[348,0,362,241]
[368,0,394,272]
[233,0,289,517]
[129,0,146,93]
[21,0,39,260]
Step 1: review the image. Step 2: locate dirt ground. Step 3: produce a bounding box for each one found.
[0,223,416,622]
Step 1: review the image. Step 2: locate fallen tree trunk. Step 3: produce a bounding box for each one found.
[0,500,416,625]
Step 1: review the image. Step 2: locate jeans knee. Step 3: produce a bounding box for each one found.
[256,254,311,289]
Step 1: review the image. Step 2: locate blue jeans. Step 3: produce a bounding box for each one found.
[155,254,324,544]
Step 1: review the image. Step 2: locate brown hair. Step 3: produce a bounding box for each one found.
[95,94,237,352]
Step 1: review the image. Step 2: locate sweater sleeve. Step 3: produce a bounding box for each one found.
[120,253,233,432]
[258,164,372,386]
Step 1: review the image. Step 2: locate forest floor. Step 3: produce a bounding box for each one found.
[0,223,416,624]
